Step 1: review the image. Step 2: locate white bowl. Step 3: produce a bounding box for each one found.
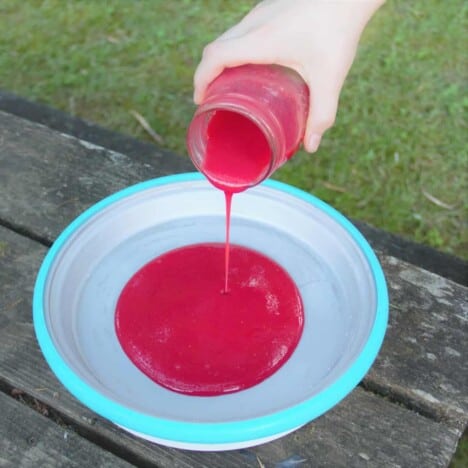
[33,173,388,451]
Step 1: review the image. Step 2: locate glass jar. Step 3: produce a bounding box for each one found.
[187,64,309,192]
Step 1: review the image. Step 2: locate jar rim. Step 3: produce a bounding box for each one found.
[190,93,286,190]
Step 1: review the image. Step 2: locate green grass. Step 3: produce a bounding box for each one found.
[0,0,466,261]
[451,431,468,468]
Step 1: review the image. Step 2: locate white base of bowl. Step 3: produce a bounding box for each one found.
[116,423,302,451]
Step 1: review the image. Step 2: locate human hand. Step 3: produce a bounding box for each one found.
[194,0,385,153]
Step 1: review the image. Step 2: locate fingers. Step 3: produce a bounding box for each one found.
[193,8,263,103]
[193,44,264,104]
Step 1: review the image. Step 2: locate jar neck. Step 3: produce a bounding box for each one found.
[192,92,286,190]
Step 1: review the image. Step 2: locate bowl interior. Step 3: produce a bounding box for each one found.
[43,179,377,423]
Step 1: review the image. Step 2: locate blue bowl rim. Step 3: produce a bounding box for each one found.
[33,172,388,445]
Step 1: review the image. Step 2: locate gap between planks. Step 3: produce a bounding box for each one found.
[0,217,52,248]
[0,378,156,468]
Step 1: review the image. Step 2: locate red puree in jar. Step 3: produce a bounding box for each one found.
[202,110,272,193]
[115,243,304,396]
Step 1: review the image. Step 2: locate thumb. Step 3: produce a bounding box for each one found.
[303,83,340,153]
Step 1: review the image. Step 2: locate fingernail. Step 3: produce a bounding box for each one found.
[307,134,322,153]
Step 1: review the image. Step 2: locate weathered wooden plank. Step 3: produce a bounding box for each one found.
[0,226,462,467]
[0,391,133,468]
[351,219,467,286]
[0,112,467,429]
[364,255,468,428]
[2,91,467,287]
[0,90,189,166]
[2,93,467,288]
[0,110,191,243]
[0,109,468,286]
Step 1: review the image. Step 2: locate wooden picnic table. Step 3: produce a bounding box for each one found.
[0,101,466,467]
